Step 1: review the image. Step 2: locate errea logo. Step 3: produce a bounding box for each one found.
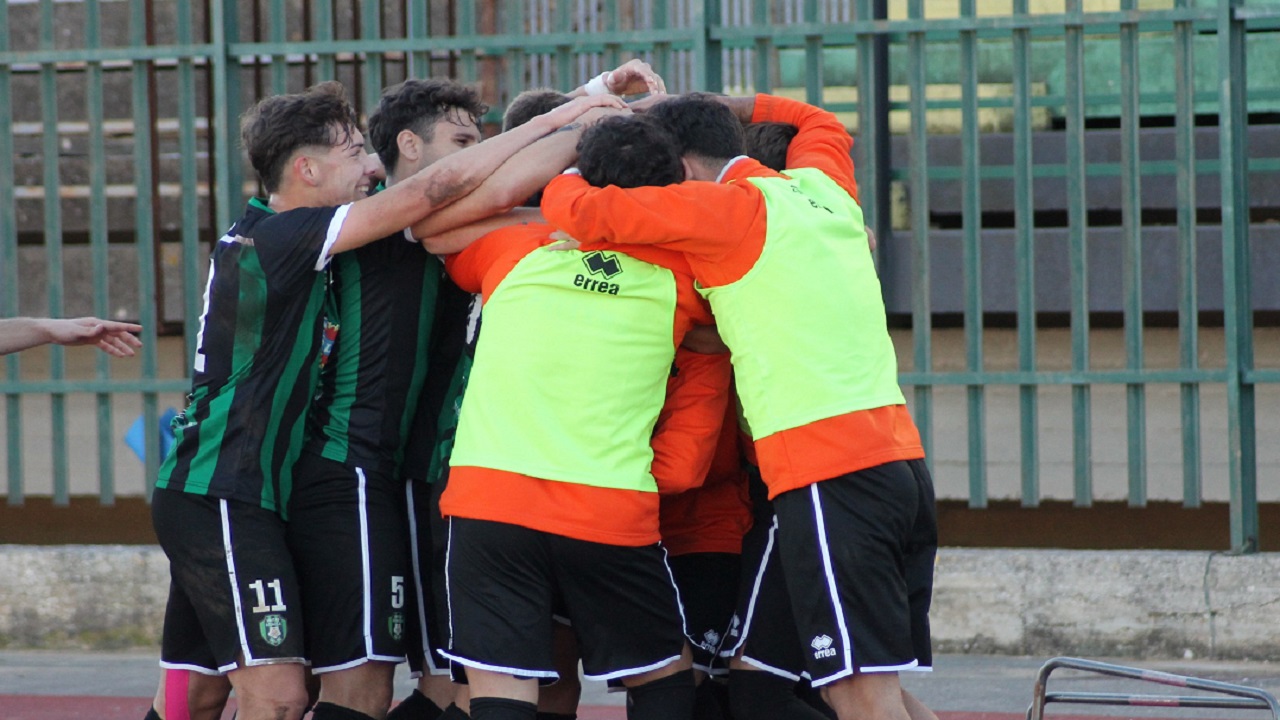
[582,250,623,278]
[811,634,837,659]
[574,250,623,295]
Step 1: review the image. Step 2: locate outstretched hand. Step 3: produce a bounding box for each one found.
[605,59,667,97]
[44,317,144,357]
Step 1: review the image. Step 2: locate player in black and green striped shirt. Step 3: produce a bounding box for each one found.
[148,81,617,720]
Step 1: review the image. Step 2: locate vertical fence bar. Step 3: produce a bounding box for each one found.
[361,0,385,110]
[132,0,161,496]
[1064,0,1092,506]
[1119,0,1146,507]
[212,0,244,235]
[86,0,115,504]
[40,0,70,505]
[693,0,723,92]
[1174,0,1200,507]
[652,0,672,81]
[0,0,21,504]
[751,0,770,94]
[504,1,527,105]
[1012,0,1038,506]
[802,0,821,105]
[314,0,336,80]
[1217,0,1257,553]
[408,0,430,77]
[856,0,891,279]
[959,0,985,507]
[907,0,932,464]
[177,0,202,375]
[555,0,573,90]
[270,0,288,93]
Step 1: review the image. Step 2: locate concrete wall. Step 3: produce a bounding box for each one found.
[3,545,1278,660]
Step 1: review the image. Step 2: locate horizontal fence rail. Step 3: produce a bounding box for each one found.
[0,0,1277,551]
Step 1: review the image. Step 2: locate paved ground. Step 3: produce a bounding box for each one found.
[3,651,1280,720]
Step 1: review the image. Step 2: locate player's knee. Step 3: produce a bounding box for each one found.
[728,670,828,720]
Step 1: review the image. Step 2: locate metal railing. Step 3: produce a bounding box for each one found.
[0,0,1276,552]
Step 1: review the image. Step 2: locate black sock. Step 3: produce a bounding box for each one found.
[728,670,828,720]
[389,689,446,720]
[535,713,576,720]
[693,679,729,720]
[143,708,161,720]
[626,669,696,720]
[310,701,379,720]
[439,703,472,719]
[469,697,536,720]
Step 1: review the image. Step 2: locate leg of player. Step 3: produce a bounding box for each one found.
[618,643,696,720]
[536,622,582,720]
[149,668,233,720]
[226,661,311,720]
[726,654,829,720]
[467,668,538,720]
[311,661,398,719]
[820,673,933,720]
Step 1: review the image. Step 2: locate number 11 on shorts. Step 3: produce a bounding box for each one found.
[249,578,287,613]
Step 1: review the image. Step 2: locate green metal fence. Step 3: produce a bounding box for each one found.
[0,0,1277,552]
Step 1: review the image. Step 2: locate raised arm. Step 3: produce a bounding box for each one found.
[412,105,629,250]
[0,317,143,357]
[329,94,625,257]
[421,208,545,256]
[751,94,857,199]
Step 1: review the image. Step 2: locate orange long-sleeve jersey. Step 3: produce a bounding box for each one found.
[655,351,753,556]
[440,222,714,546]
[541,95,923,499]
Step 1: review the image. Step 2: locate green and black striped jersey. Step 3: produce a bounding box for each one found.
[401,275,480,485]
[157,198,347,515]
[305,231,440,475]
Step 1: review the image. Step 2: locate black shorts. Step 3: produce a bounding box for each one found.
[287,453,411,672]
[667,552,740,675]
[152,488,305,674]
[720,512,808,681]
[772,459,937,687]
[403,474,452,677]
[442,517,688,682]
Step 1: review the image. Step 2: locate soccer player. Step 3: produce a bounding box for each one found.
[0,316,142,356]
[438,115,708,720]
[146,81,617,720]
[542,93,939,720]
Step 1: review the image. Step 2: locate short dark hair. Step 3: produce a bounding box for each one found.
[241,81,360,193]
[577,116,683,189]
[367,79,488,175]
[744,122,799,172]
[646,93,744,163]
[502,89,571,132]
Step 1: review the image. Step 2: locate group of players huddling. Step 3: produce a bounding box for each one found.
[144,58,939,720]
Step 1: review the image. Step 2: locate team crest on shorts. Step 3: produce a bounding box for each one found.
[388,612,405,641]
[701,629,721,651]
[260,614,288,647]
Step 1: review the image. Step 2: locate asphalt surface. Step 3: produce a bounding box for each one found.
[3,651,1280,720]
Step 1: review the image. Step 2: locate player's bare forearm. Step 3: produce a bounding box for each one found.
[421,208,545,256]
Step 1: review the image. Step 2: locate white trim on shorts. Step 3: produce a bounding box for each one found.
[807,483,857,688]
[436,650,561,681]
[718,516,779,659]
[583,653,683,682]
[739,655,807,682]
[221,499,255,665]
[159,660,236,677]
[311,467,405,673]
[658,542,695,650]
[405,481,448,676]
